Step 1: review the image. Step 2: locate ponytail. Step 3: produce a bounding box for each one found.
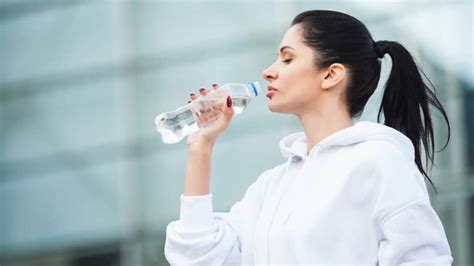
[374,40,451,194]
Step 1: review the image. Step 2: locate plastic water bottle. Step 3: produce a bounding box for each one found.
[155,81,262,144]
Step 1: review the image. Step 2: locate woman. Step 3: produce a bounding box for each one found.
[164,10,453,265]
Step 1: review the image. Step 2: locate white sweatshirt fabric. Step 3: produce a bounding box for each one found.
[164,120,453,265]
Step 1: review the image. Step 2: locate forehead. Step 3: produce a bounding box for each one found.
[279,25,303,49]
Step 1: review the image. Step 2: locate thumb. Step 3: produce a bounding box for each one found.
[224,96,234,117]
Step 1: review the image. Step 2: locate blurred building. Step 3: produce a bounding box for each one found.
[0,1,472,265]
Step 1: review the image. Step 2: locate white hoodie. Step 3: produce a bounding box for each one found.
[164,121,453,265]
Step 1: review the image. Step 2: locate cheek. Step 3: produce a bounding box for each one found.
[286,67,321,99]
[302,66,322,95]
[269,62,322,112]
[269,85,319,113]
[299,84,321,98]
[288,87,319,107]
[285,61,320,84]
[288,80,322,110]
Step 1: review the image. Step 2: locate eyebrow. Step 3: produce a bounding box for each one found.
[277,46,295,56]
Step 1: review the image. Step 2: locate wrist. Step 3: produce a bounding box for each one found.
[188,140,215,153]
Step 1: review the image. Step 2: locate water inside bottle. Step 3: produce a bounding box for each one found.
[156,95,251,143]
[230,96,251,114]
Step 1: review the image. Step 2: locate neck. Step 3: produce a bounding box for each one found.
[298,106,353,155]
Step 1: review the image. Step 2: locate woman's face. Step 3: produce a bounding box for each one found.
[262,25,324,116]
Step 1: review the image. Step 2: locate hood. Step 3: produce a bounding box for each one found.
[279,121,414,162]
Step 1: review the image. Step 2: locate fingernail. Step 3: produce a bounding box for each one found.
[227,96,232,108]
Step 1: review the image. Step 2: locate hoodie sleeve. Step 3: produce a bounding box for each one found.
[377,198,453,265]
[164,166,279,266]
[372,143,453,265]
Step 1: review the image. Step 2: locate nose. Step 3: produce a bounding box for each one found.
[262,63,277,81]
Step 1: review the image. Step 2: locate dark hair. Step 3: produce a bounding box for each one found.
[292,10,450,194]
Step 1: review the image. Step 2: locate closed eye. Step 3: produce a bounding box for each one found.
[283,59,292,64]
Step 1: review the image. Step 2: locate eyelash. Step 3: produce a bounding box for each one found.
[283,59,292,64]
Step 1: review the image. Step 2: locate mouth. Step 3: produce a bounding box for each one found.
[266,86,278,99]
[266,91,276,99]
[267,86,278,92]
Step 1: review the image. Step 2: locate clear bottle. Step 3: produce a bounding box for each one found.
[155,81,262,144]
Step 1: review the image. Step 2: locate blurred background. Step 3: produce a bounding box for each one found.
[0,0,472,265]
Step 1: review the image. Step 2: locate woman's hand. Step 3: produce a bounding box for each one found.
[186,84,234,149]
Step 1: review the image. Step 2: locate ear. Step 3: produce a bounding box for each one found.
[321,63,346,90]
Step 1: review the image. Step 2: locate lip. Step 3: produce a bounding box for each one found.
[266,91,276,99]
[267,86,278,92]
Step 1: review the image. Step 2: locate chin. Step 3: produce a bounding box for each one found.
[268,100,299,115]
[268,101,285,113]
[268,101,277,112]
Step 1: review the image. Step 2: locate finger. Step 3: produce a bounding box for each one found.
[199,87,209,96]
[201,109,215,126]
[191,101,205,125]
[224,96,234,116]
[205,109,223,124]
[226,96,233,109]
[208,106,221,118]
[195,111,204,126]
[212,100,225,113]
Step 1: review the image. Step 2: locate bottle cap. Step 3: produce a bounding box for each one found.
[248,81,262,97]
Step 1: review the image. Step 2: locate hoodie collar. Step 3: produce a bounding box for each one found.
[279,121,415,162]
